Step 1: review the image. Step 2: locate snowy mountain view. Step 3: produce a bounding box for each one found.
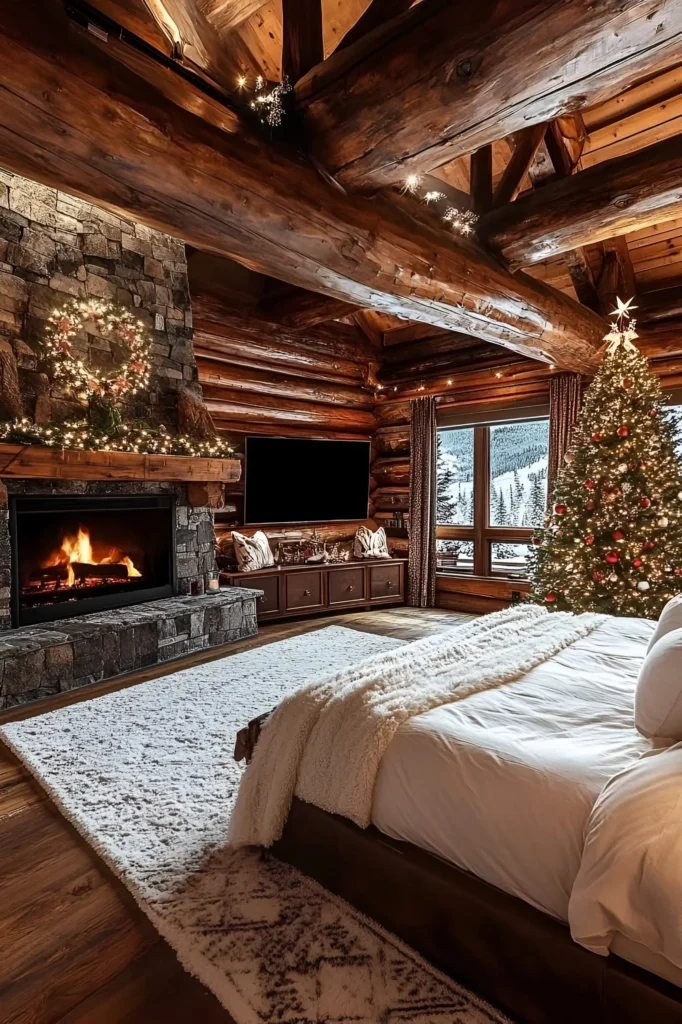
[437,420,550,574]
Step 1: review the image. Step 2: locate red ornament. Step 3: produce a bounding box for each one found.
[643,541,655,550]
[585,499,595,510]
[554,504,567,515]
[591,432,602,442]
[676,569,682,577]
[617,425,629,438]
[649,408,657,418]
[545,592,557,603]
[606,551,619,564]
[640,497,651,508]
[633,558,643,568]
[612,529,625,541]
[584,480,595,490]
[532,536,542,546]
[584,534,595,545]
[639,461,647,469]
[593,572,605,582]
[622,377,633,389]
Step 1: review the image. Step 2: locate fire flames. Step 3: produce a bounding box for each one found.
[45,526,142,587]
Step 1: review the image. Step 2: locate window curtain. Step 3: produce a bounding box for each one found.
[547,373,582,502]
[407,396,437,607]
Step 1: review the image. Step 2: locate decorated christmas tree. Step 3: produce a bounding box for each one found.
[530,299,682,617]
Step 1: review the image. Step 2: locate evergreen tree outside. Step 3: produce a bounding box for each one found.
[529,300,682,617]
[436,433,457,524]
[525,472,546,528]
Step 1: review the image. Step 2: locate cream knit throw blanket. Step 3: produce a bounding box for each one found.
[228,605,605,849]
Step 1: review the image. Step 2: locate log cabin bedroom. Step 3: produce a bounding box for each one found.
[2,1,682,1022]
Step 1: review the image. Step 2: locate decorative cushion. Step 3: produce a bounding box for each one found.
[232,530,274,572]
[647,594,682,652]
[353,524,391,560]
[635,627,682,740]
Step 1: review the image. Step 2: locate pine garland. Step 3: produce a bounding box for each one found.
[0,418,235,459]
[529,301,682,617]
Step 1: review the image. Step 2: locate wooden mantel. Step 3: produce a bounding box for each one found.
[0,444,242,485]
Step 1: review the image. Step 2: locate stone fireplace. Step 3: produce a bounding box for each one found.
[0,171,258,709]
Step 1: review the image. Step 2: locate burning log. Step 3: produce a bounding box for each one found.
[72,563,130,582]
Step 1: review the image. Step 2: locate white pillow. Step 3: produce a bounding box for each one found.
[353,524,390,559]
[232,530,274,572]
[635,627,682,740]
[647,594,682,652]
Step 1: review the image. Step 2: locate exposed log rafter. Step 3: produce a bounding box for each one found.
[296,0,682,189]
[281,0,324,84]
[0,1,606,373]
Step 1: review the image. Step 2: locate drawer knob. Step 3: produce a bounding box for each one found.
[347,585,354,592]
[386,581,393,588]
[304,589,311,596]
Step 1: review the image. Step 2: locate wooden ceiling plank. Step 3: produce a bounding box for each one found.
[0,0,606,373]
[295,0,682,189]
[282,0,324,84]
[636,285,682,323]
[481,133,682,269]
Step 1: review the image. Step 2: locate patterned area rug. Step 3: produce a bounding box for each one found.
[1,625,510,1024]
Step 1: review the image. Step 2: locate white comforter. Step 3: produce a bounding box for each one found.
[371,614,682,982]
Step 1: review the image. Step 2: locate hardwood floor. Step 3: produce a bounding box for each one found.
[0,606,469,1023]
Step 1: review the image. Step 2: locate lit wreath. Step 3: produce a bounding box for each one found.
[44,298,152,399]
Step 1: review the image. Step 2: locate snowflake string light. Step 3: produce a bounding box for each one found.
[443,207,479,236]
[422,191,445,204]
[249,75,291,127]
[401,174,422,194]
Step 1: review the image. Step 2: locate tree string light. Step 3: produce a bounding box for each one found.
[529,298,682,618]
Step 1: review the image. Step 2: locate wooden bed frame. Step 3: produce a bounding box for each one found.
[273,798,682,1024]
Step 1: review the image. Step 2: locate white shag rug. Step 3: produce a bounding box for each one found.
[1,625,510,1024]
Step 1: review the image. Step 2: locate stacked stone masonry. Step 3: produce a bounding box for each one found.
[0,588,261,709]
[0,168,200,426]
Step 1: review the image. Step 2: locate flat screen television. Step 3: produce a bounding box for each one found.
[244,436,370,524]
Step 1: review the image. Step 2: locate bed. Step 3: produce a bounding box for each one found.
[232,607,682,1024]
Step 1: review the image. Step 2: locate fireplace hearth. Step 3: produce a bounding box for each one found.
[10,495,175,626]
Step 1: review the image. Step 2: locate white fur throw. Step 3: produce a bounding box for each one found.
[228,605,605,849]
[354,524,391,559]
[232,530,274,572]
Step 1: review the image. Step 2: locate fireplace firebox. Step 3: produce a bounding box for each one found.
[10,495,176,626]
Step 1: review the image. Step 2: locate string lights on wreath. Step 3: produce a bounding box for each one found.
[45,298,151,400]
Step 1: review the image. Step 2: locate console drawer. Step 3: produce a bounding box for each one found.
[285,571,323,611]
[234,573,279,617]
[370,562,401,599]
[328,567,365,605]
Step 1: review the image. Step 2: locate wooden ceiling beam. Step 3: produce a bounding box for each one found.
[470,146,493,216]
[258,287,357,328]
[492,124,547,208]
[141,0,251,91]
[334,0,414,53]
[0,1,605,374]
[481,133,682,269]
[637,286,682,324]
[281,0,323,84]
[295,0,682,189]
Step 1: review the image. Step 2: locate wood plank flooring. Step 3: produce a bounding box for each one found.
[0,606,469,1023]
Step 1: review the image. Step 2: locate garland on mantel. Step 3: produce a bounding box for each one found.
[0,418,235,459]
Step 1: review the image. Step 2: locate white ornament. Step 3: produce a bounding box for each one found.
[622,482,632,493]
[658,517,669,528]
[618,463,628,473]
[637,581,650,592]
[678,492,682,501]
[609,573,618,583]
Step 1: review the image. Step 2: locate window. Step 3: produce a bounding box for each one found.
[436,419,549,579]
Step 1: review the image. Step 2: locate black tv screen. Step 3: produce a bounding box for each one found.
[245,437,370,524]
